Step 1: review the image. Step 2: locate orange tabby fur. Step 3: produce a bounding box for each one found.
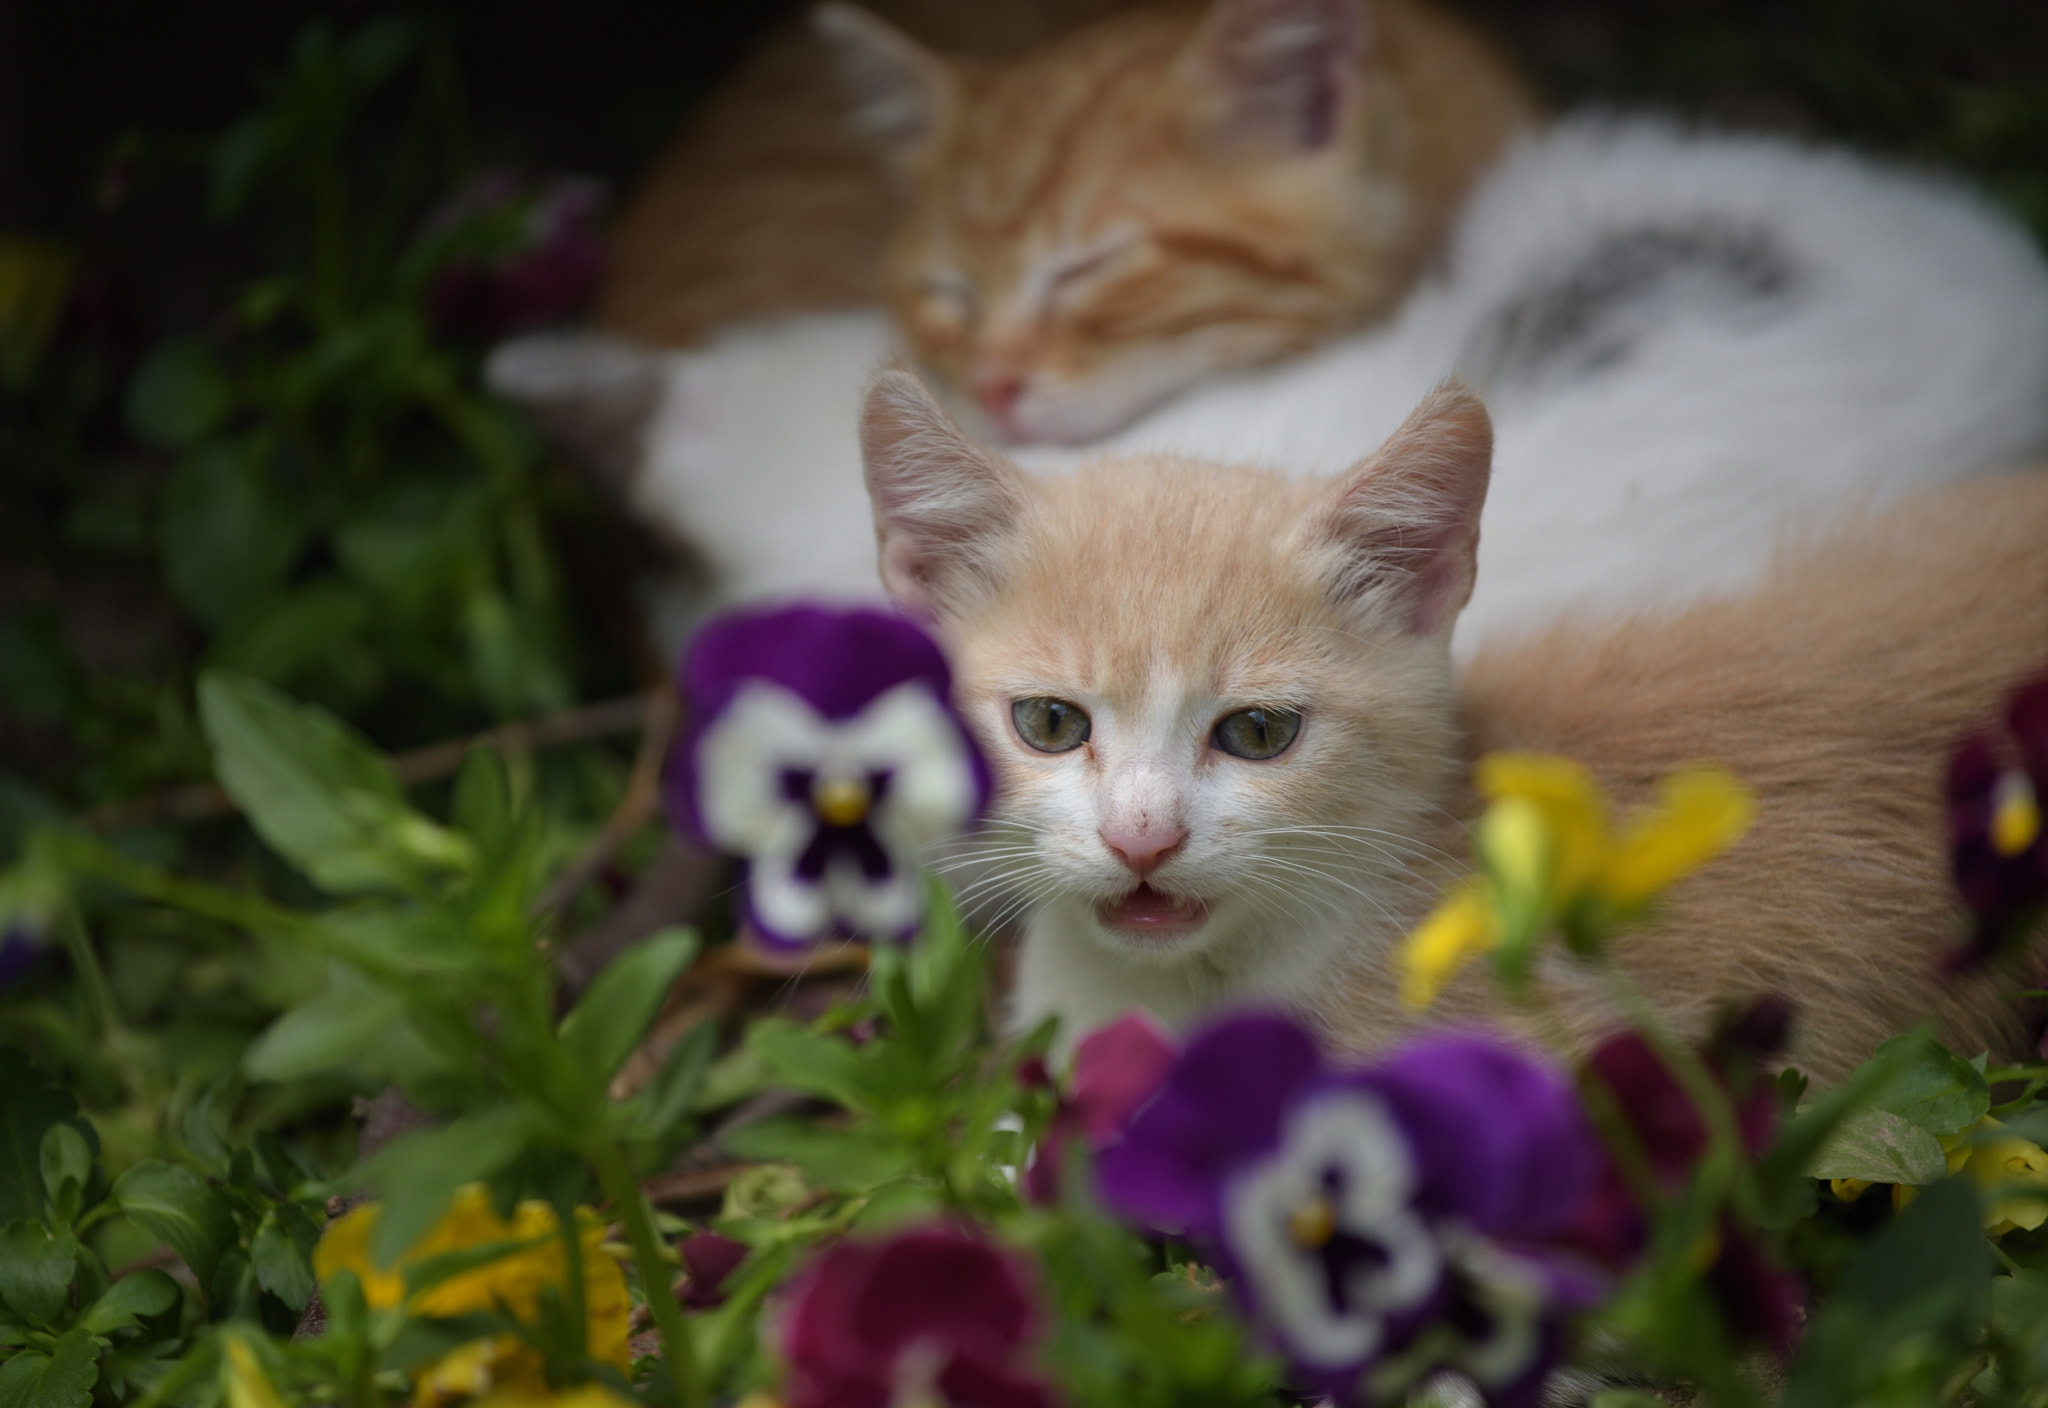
[597,1,1136,347]
[871,0,1536,436]
[859,370,2044,1083]
[1413,475,2048,1076]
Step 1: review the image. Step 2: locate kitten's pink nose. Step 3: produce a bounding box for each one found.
[1101,824,1187,879]
[973,370,1027,423]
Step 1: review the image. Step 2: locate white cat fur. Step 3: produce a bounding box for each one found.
[494,118,2048,663]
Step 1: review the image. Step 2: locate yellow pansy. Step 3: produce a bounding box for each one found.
[1398,754,1755,1008]
[1880,1118,2048,1238]
[1398,885,1499,1009]
[315,1184,632,1403]
[1953,1117,2048,1237]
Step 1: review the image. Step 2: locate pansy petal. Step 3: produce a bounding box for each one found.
[2007,673,2048,787]
[691,683,834,851]
[1364,1035,1597,1240]
[1096,1013,1326,1234]
[1474,753,1608,898]
[1598,766,1755,908]
[744,852,836,949]
[1400,886,1500,1010]
[1070,1010,1181,1144]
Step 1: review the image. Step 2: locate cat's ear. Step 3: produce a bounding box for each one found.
[860,368,1028,621]
[1180,0,1363,152]
[1305,382,1492,636]
[813,4,957,166]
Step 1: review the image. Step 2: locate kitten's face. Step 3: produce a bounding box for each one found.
[821,2,1413,444]
[858,370,1492,975]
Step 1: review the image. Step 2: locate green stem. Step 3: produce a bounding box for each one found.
[57,908,123,1043]
[593,1144,698,1408]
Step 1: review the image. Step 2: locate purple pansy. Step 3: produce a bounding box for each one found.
[0,922,40,992]
[670,603,992,950]
[421,171,606,341]
[1095,1014,1602,1404]
[1024,1010,1179,1204]
[1947,672,2048,969]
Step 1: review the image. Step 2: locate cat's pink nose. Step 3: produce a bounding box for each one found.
[974,370,1027,422]
[1101,824,1187,878]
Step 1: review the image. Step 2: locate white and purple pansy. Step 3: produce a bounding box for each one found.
[670,603,991,949]
[1093,1013,1604,1406]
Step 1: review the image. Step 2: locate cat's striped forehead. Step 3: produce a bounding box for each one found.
[940,12,1195,231]
[957,454,1357,706]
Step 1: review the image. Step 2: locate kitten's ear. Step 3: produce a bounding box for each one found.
[1305,383,1492,636]
[860,368,1028,621]
[1180,0,1363,151]
[813,4,957,165]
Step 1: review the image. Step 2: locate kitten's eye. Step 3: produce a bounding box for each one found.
[1212,707,1301,760]
[1012,696,1091,753]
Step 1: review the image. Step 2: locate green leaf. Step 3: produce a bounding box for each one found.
[111,1162,237,1289]
[0,1050,82,1225]
[1863,1031,1989,1137]
[1993,1268,2048,1379]
[250,1205,318,1312]
[451,748,511,855]
[124,341,230,449]
[37,1125,91,1227]
[0,1326,100,1408]
[1806,1108,1951,1185]
[558,928,699,1083]
[197,670,475,894]
[355,1110,535,1268]
[158,444,304,628]
[720,1117,916,1193]
[0,1223,76,1325]
[746,1019,871,1111]
[77,1271,178,1336]
[244,983,412,1082]
[623,1020,720,1146]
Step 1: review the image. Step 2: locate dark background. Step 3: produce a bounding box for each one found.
[6,0,2046,321]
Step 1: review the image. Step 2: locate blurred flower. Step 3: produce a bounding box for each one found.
[1023,1010,1178,1203]
[0,840,69,993]
[1095,1014,1601,1404]
[223,1338,289,1408]
[678,1230,749,1309]
[1400,755,1753,1006]
[314,1184,630,1404]
[1571,1012,1799,1355]
[671,603,991,950]
[777,1225,1055,1408]
[1884,1116,2048,1238]
[1946,672,2048,968]
[421,172,605,342]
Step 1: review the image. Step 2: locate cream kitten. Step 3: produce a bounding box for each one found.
[857,367,2044,1081]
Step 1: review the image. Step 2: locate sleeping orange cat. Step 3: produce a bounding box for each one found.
[854,367,2046,1080]
[598,0,1535,441]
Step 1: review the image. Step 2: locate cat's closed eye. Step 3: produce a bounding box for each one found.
[1012,696,1090,753]
[1212,707,1301,761]
[915,270,978,330]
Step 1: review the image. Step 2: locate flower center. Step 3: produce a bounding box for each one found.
[1992,769,2041,857]
[1288,1195,1338,1250]
[812,775,873,827]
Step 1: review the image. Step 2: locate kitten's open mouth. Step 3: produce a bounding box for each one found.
[1097,884,1210,939]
